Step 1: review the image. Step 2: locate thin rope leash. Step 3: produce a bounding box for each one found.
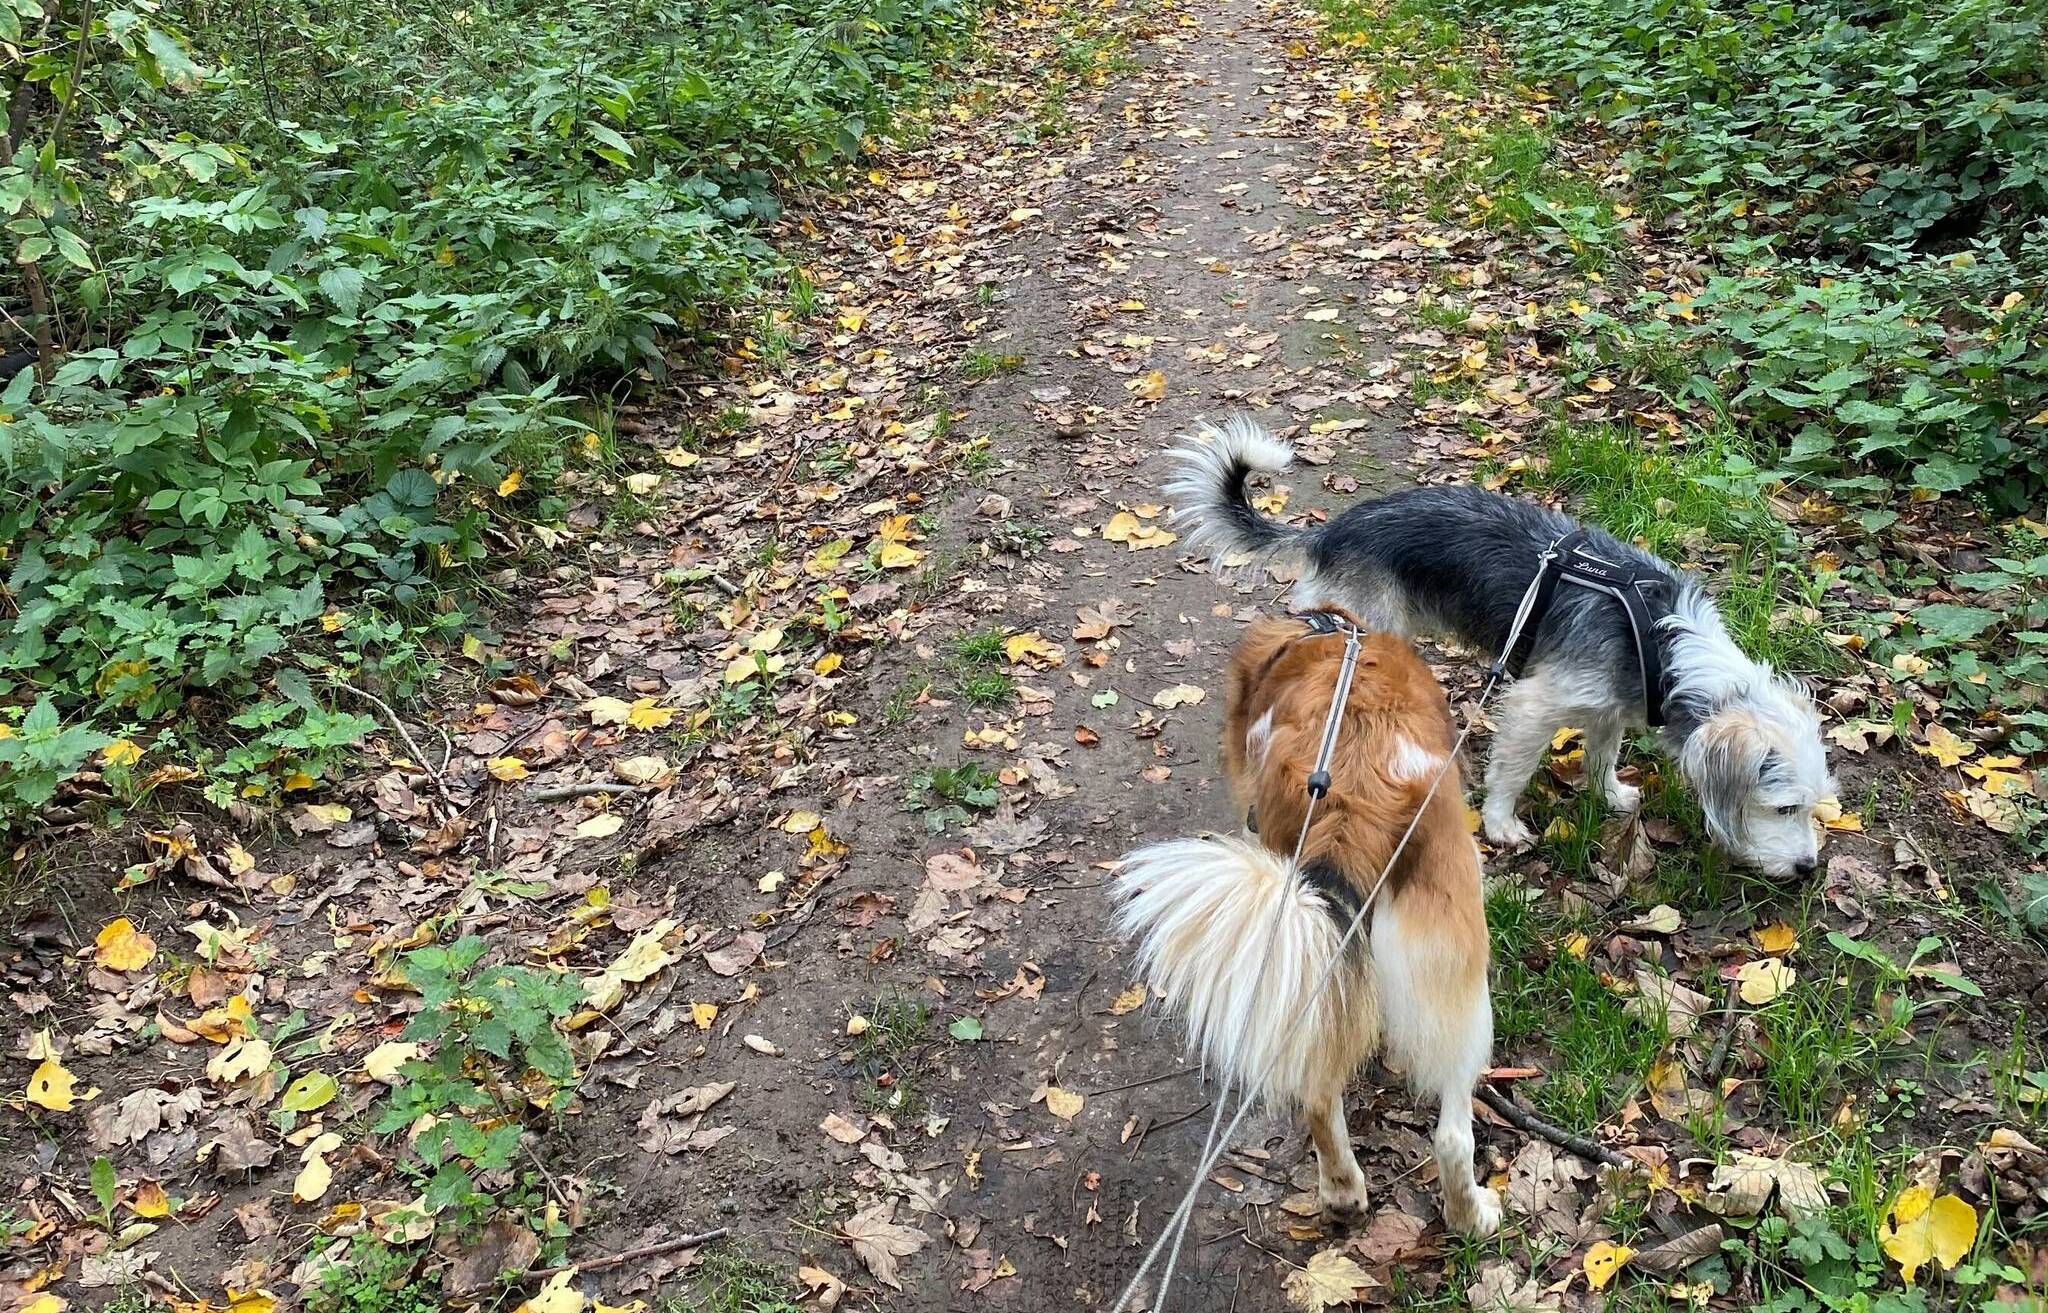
[1112,570,1549,1313]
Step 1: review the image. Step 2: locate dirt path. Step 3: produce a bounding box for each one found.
[629,0,1478,1305]
[13,0,2045,1309]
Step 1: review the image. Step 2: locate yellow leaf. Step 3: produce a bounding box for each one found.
[1151,683,1206,709]
[1043,1086,1085,1120]
[21,1296,67,1313]
[878,541,924,570]
[294,1132,342,1203]
[25,1057,83,1112]
[691,1002,719,1030]
[1737,957,1796,1005]
[1583,1241,1634,1291]
[782,810,823,834]
[1004,632,1065,669]
[363,1041,420,1083]
[1550,726,1583,750]
[95,918,158,972]
[207,1036,273,1085]
[516,1271,587,1313]
[624,472,662,496]
[583,696,634,726]
[575,813,626,839]
[1102,511,1178,551]
[497,470,524,497]
[813,652,843,675]
[131,1179,171,1218]
[101,739,143,767]
[1132,369,1167,401]
[838,309,866,332]
[1879,1185,1978,1284]
[1756,922,1799,955]
[625,698,675,731]
[1108,984,1148,1015]
[1891,652,1932,677]
[1915,724,1975,769]
[1283,1248,1374,1310]
[487,756,530,782]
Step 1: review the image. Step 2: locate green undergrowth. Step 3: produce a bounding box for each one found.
[0,0,984,828]
[1483,770,2048,1310]
[1323,0,2048,847]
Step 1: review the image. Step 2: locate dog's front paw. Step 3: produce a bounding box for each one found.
[1482,811,1534,849]
[1319,1175,1370,1224]
[1604,779,1642,813]
[1446,1186,1502,1239]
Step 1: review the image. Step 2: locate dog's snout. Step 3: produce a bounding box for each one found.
[1794,858,1816,876]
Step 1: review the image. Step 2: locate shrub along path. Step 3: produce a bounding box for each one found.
[5,0,2046,1310]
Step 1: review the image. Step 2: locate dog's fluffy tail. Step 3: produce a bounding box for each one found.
[1167,415,1306,573]
[1111,834,1375,1108]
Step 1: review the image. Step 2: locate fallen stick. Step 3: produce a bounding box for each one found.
[1476,1085,1626,1169]
[338,683,458,808]
[1702,987,1745,1083]
[1082,1066,1198,1098]
[523,1228,729,1281]
[526,780,652,803]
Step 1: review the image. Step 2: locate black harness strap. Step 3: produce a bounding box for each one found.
[1501,529,1674,727]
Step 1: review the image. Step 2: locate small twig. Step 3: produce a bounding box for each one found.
[337,683,456,806]
[526,780,652,804]
[1702,987,1745,1084]
[522,1228,729,1282]
[1476,1085,1626,1169]
[1081,1066,1198,1098]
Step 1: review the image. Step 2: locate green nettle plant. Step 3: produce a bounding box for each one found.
[0,0,979,829]
[1434,0,2048,511]
[374,937,582,1224]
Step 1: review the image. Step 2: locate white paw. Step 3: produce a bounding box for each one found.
[1319,1174,1370,1222]
[1604,779,1642,813]
[1447,1186,1502,1239]
[1482,811,1534,848]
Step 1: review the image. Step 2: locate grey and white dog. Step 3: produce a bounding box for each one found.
[1170,415,1833,878]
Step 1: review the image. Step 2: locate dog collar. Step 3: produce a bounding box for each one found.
[1504,530,1674,727]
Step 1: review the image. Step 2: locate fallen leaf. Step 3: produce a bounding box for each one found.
[515,1271,586,1313]
[1736,957,1796,1004]
[25,1057,86,1112]
[1756,922,1799,955]
[1915,724,1975,769]
[364,1041,421,1083]
[95,918,158,972]
[1151,683,1206,709]
[1284,1249,1375,1310]
[842,1201,930,1290]
[1108,984,1148,1015]
[1879,1185,1976,1284]
[1624,904,1682,935]
[820,1113,867,1144]
[1043,1086,1085,1120]
[293,1131,342,1203]
[705,932,765,977]
[1582,1241,1632,1291]
[574,813,626,839]
[487,756,530,782]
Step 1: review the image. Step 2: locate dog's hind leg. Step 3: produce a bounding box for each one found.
[1431,1075,1502,1237]
[1583,714,1640,813]
[1307,1087,1368,1221]
[1480,675,1562,847]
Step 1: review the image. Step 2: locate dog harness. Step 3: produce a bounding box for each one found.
[1497,529,1674,727]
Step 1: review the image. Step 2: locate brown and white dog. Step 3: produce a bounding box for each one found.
[1111,614,1501,1236]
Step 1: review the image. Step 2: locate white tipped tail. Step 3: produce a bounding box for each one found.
[1165,415,1305,572]
[1110,835,1376,1109]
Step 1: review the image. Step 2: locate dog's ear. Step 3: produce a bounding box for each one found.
[1680,709,1767,843]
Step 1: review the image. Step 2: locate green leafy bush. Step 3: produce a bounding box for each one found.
[0,0,979,826]
[1427,0,2048,509]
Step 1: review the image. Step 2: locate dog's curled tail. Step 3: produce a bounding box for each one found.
[1166,415,1304,573]
[1111,834,1374,1108]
